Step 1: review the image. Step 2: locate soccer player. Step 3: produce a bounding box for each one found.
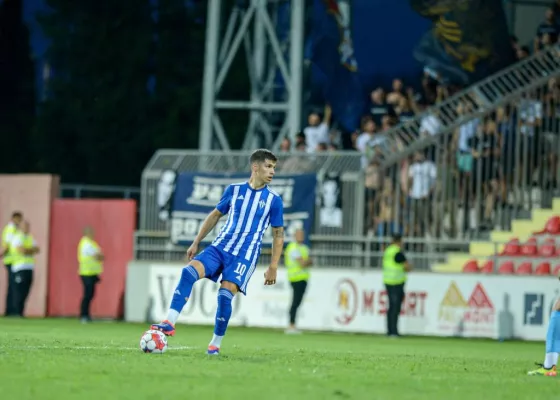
[528,297,560,376]
[150,149,284,355]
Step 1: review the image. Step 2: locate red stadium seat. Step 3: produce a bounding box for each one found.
[554,264,560,276]
[535,262,551,275]
[520,238,538,256]
[462,260,479,273]
[516,262,533,275]
[480,260,494,274]
[501,238,520,256]
[535,216,560,235]
[539,238,557,257]
[498,261,515,274]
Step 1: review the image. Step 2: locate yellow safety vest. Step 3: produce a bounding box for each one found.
[78,237,103,276]
[284,242,310,282]
[11,232,36,268]
[2,223,17,264]
[382,244,406,285]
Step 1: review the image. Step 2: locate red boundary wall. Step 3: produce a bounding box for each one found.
[47,199,136,318]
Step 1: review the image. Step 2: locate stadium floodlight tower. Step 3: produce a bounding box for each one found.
[198,0,304,153]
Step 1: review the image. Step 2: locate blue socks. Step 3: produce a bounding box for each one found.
[168,266,199,321]
[544,310,560,368]
[214,288,234,336]
[546,311,560,353]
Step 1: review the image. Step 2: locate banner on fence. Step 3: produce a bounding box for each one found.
[126,262,558,341]
[168,173,317,247]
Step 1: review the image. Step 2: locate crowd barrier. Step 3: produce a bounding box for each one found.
[126,261,557,341]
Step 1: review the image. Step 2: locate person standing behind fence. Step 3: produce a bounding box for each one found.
[78,226,104,323]
[10,220,39,317]
[1,211,23,316]
[284,228,312,334]
[382,234,412,338]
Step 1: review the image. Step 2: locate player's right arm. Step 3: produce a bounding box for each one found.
[192,209,224,247]
[186,185,232,259]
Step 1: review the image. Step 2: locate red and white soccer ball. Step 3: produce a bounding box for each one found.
[139,329,168,354]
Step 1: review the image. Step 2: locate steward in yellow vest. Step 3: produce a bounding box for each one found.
[284,228,312,334]
[1,211,23,317]
[78,226,104,323]
[10,220,39,317]
[382,234,412,338]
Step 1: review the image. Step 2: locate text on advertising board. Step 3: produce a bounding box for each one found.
[169,173,316,246]
[438,281,495,333]
[334,279,428,325]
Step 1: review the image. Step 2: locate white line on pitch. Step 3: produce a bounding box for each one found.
[0,345,197,351]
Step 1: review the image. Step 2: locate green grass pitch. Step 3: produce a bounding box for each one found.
[0,318,557,399]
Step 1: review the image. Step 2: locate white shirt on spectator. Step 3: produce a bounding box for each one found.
[420,114,441,136]
[304,123,329,153]
[356,132,385,168]
[408,161,437,199]
[457,118,479,152]
[519,99,542,137]
[10,234,37,272]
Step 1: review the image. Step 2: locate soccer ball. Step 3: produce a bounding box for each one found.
[139,329,168,354]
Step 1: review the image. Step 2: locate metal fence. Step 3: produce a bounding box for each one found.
[60,184,141,200]
[133,230,466,270]
[137,150,474,268]
[374,72,560,242]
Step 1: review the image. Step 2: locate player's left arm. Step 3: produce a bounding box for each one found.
[269,196,285,269]
[270,226,284,268]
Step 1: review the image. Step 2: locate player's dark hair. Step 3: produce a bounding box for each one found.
[250,149,277,164]
[11,211,22,219]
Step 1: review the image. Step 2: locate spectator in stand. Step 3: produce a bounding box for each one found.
[369,88,394,126]
[375,178,402,237]
[364,157,382,232]
[516,45,530,61]
[356,116,376,164]
[534,8,559,52]
[518,90,543,192]
[356,116,385,168]
[316,142,328,152]
[471,119,502,229]
[386,79,406,106]
[496,106,517,203]
[294,131,306,148]
[303,105,331,153]
[453,102,479,202]
[280,137,291,153]
[394,96,416,124]
[543,78,560,188]
[407,151,437,237]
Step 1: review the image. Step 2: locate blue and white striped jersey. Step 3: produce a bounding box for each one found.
[211,182,284,261]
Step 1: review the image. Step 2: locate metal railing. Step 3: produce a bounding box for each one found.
[378,44,560,167]
[133,230,468,270]
[373,70,560,241]
[60,184,140,200]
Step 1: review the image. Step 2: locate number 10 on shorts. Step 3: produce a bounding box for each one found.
[234,262,247,275]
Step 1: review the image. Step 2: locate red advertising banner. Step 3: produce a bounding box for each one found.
[0,174,60,317]
[47,199,136,319]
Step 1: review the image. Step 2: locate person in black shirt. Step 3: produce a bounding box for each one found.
[535,8,559,52]
[471,120,501,228]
